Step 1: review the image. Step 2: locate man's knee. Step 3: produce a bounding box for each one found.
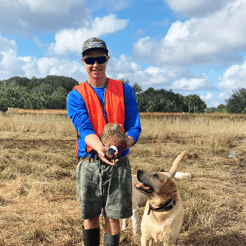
[104,217,121,235]
[84,216,100,229]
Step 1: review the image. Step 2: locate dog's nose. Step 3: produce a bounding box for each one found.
[137,170,143,175]
[137,170,144,179]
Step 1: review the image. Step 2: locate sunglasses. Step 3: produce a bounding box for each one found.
[83,56,107,65]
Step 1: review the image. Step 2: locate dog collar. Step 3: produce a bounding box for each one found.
[147,195,176,215]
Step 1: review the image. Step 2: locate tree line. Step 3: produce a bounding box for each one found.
[113,78,207,113]
[0,76,206,113]
[0,76,78,111]
[205,88,246,114]
[0,76,245,113]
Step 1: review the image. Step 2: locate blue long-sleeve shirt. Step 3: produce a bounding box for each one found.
[67,81,141,158]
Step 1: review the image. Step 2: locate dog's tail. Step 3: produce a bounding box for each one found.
[169,150,186,178]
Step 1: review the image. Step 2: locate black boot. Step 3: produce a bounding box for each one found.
[104,233,120,246]
[82,227,100,246]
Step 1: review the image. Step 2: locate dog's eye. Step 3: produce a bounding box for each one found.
[153,174,159,179]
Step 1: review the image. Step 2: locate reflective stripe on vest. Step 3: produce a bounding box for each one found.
[73,78,125,156]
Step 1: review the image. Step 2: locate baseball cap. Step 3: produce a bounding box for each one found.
[82,37,108,56]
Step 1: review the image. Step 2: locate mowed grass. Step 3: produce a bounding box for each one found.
[0,113,246,245]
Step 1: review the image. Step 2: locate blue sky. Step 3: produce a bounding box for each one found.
[1,0,246,108]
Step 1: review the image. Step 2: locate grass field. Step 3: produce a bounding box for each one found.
[0,113,246,245]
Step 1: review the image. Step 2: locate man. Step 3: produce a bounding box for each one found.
[66,37,141,246]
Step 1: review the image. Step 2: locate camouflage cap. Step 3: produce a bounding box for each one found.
[82,37,108,56]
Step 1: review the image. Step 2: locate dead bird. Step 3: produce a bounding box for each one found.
[101,123,128,161]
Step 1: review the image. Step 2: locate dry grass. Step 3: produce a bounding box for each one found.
[0,113,246,245]
[8,108,68,115]
[0,113,75,139]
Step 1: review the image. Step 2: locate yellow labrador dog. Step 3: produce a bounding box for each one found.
[135,150,186,246]
[122,169,190,235]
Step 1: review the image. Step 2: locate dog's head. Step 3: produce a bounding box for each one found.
[134,150,186,197]
[135,170,176,197]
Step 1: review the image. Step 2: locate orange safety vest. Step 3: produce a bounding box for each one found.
[73,78,125,155]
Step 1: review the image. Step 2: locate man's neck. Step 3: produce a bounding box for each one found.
[88,76,107,88]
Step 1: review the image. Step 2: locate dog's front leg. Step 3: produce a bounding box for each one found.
[132,208,139,235]
[141,236,151,246]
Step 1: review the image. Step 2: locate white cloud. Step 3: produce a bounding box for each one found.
[18,0,81,13]
[0,45,186,88]
[218,61,246,90]
[143,66,180,86]
[106,55,189,90]
[106,55,142,82]
[200,92,230,108]
[201,93,213,100]
[212,93,230,107]
[36,57,86,81]
[132,36,158,63]
[171,74,212,91]
[0,49,33,79]
[0,0,89,34]
[0,36,28,79]
[37,57,58,75]
[164,20,193,45]
[219,92,229,98]
[20,56,38,78]
[133,0,246,66]
[0,35,17,51]
[164,0,233,17]
[0,34,87,81]
[48,14,129,55]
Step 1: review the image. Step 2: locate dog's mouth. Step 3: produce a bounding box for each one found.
[135,169,155,194]
[134,182,154,193]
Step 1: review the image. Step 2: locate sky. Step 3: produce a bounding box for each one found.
[1,0,246,108]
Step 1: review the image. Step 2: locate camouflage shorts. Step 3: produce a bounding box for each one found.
[76,157,132,220]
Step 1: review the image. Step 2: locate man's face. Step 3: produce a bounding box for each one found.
[81,49,110,83]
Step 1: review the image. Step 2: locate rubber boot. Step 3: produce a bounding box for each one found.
[104,233,120,246]
[82,227,100,246]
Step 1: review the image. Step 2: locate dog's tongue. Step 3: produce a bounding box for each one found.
[135,183,151,191]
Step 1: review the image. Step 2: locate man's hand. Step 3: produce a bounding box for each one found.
[85,134,120,165]
[97,146,119,166]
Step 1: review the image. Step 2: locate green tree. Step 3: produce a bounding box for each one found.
[2,76,30,88]
[226,88,246,113]
[178,94,188,112]
[131,83,142,96]
[119,78,130,84]
[242,108,246,113]
[0,94,9,111]
[18,92,33,109]
[135,87,186,112]
[205,107,216,113]
[184,94,206,113]
[48,86,67,109]
[217,104,226,112]
[136,93,148,112]
[0,75,79,110]
[29,92,48,109]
